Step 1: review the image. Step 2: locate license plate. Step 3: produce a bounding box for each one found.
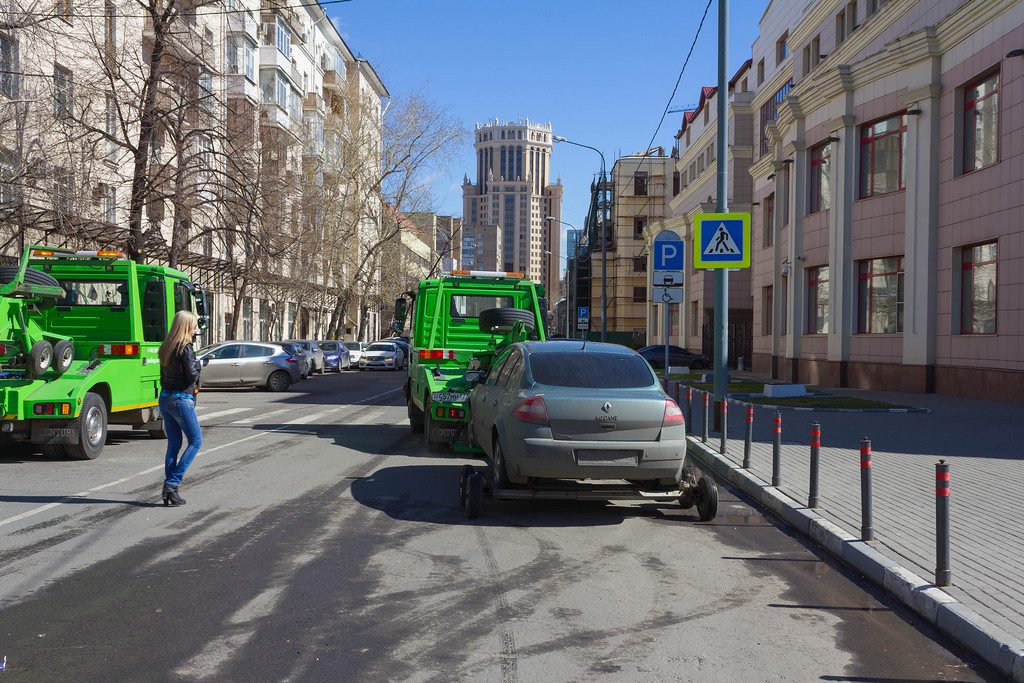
[575,450,640,466]
[432,392,469,404]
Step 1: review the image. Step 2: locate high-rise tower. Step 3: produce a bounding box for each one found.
[462,118,563,302]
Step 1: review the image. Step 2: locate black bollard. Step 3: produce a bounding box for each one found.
[860,437,874,541]
[771,410,782,487]
[808,422,821,508]
[719,399,728,455]
[743,404,753,469]
[935,460,951,586]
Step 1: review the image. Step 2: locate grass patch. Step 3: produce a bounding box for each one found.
[746,395,914,410]
[685,381,783,395]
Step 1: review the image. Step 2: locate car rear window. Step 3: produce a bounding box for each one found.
[529,353,655,388]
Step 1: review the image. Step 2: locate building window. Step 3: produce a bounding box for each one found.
[672,170,680,195]
[633,257,647,272]
[54,168,73,215]
[759,79,793,156]
[776,31,788,65]
[633,217,647,239]
[857,256,903,333]
[809,141,832,213]
[0,33,17,99]
[101,183,116,224]
[763,193,775,247]
[0,148,15,207]
[105,94,117,158]
[244,40,256,81]
[632,286,647,303]
[54,65,73,120]
[763,286,773,336]
[104,1,116,67]
[198,71,213,110]
[55,0,72,22]
[963,69,999,174]
[859,113,906,198]
[836,8,847,44]
[807,266,829,334]
[960,241,997,334]
[756,59,764,85]
[634,172,648,196]
[227,36,240,74]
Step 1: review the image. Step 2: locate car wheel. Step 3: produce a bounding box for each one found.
[696,475,719,521]
[65,392,107,460]
[408,393,424,433]
[690,360,705,370]
[465,472,482,519]
[492,438,521,489]
[267,370,291,392]
[148,421,168,439]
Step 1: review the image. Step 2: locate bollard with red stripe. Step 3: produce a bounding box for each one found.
[771,410,782,486]
[719,399,728,455]
[808,422,821,508]
[701,391,709,443]
[742,404,753,468]
[935,460,951,586]
[860,437,874,541]
[685,387,693,430]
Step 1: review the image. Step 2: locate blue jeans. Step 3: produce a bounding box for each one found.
[159,394,203,486]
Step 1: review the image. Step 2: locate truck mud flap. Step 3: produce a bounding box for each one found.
[31,419,80,444]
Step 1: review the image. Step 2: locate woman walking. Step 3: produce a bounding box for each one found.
[158,310,203,506]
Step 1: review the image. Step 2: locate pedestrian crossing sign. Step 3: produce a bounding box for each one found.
[694,213,751,269]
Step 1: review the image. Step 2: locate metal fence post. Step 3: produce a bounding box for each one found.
[808,422,821,508]
[701,391,709,443]
[936,460,951,586]
[771,410,782,487]
[860,437,874,541]
[742,403,753,468]
[719,399,727,454]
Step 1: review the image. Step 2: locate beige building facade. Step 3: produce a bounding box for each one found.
[461,118,563,299]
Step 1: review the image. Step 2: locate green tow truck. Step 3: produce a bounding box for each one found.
[0,245,208,459]
[396,269,547,452]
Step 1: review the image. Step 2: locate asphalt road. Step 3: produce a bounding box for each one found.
[0,369,999,681]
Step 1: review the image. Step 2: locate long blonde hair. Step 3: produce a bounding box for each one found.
[159,310,199,366]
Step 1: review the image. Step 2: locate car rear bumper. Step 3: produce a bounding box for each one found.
[506,436,686,483]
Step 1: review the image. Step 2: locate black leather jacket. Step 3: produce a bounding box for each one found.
[161,344,201,393]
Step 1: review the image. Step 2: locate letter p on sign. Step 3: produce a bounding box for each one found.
[654,241,685,270]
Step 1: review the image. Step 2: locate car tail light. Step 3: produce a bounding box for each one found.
[663,399,684,427]
[0,343,15,355]
[285,357,298,363]
[419,349,456,360]
[436,407,465,419]
[513,396,548,425]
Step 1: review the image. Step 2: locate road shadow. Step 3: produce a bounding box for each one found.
[0,493,162,508]
[350,463,710,528]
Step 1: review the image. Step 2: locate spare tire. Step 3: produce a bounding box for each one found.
[0,265,62,289]
[477,308,536,334]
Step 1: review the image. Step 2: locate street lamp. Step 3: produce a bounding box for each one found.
[545,216,581,339]
[553,135,608,342]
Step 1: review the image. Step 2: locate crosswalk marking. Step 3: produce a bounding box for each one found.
[234,408,293,424]
[195,407,250,421]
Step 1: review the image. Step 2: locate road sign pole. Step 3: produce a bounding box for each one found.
[664,302,670,384]
[713,0,729,428]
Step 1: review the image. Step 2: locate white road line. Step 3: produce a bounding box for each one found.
[196,407,250,421]
[234,408,292,424]
[0,391,401,528]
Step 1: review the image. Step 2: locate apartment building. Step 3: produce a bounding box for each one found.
[461,224,503,272]
[461,118,564,298]
[0,0,389,343]
[408,212,463,275]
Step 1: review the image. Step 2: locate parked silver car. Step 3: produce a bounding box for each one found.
[469,341,687,488]
[282,339,325,374]
[358,341,406,371]
[197,341,302,391]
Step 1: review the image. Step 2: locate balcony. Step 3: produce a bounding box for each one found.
[323,69,344,97]
[226,73,259,103]
[226,7,258,37]
[303,91,326,115]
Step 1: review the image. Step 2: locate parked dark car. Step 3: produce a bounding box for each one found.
[637,345,710,370]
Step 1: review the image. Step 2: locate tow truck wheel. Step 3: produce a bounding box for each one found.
[27,340,53,377]
[0,265,61,288]
[696,475,719,521]
[408,394,424,433]
[65,392,107,460]
[465,472,482,519]
[53,340,74,374]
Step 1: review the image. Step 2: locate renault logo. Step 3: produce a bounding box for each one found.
[601,402,612,413]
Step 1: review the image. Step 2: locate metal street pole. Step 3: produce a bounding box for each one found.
[713,0,730,423]
[545,217,581,339]
[553,136,607,341]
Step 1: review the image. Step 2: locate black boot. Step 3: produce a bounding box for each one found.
[162,483,186,506]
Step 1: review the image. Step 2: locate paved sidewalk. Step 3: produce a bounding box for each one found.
[677,381,1024,680]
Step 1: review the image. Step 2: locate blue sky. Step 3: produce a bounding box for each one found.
[331,0,769,258]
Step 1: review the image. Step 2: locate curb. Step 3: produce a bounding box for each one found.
[686,436,1024,681]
